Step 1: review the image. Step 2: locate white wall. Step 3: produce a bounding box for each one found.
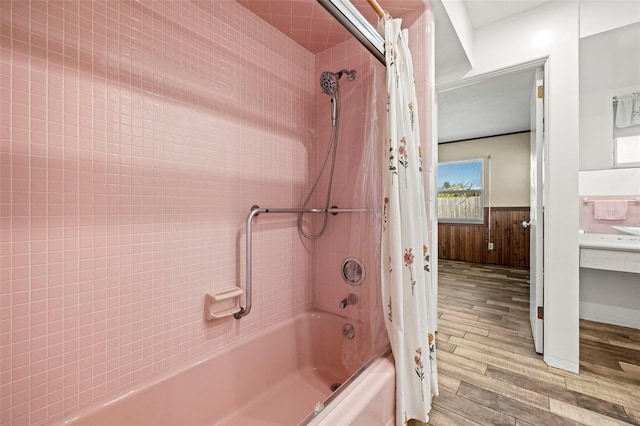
[579,0,640,38]
[579,23,640,170]
[440,0,475,66]
[439,133,531,207]
[579,168,640,196]
[580,269,640,329]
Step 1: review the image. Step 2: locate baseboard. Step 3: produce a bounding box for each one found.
[543,354,579,374]
[580,301,640,329]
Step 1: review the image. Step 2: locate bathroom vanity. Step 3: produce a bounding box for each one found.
[578,232,640,329]
[612,226,640,236]
[579,233,640,273]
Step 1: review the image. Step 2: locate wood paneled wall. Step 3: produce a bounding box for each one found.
[438,207,530,268]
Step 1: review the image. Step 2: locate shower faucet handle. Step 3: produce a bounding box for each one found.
[339,293,358,309]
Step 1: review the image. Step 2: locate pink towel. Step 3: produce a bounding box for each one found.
[593,200,628,220]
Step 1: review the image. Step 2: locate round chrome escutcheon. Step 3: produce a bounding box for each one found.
[341,257,365,286]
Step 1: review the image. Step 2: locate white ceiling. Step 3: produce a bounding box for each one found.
[464,0,556,29]
[437,68,537,143]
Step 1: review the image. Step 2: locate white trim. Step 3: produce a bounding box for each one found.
[436,58,548,93]
[543,354,579,374]
[580,301,640,329]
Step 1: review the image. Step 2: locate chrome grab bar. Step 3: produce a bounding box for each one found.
[234,205,375,319]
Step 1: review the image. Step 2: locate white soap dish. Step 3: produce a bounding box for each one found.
[205,287,244,320]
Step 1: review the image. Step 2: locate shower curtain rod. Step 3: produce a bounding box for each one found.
[316,0,386,65]
[367,0,386,18]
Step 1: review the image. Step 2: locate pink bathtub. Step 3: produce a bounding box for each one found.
[56,312,394,426]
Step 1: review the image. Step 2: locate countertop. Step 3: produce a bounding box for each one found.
[579,233,640,252]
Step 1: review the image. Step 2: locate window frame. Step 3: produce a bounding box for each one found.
[437,158,485,224]
[612,97,640,168]
[613,134,640,168]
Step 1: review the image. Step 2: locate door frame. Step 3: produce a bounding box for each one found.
[529,65,546,354]
[435,57,549,348]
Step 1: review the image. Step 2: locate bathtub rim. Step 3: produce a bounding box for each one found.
[299,343,392,425]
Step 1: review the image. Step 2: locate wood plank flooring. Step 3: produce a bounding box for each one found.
[420,260,640,426]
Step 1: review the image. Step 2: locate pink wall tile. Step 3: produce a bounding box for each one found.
[3,1,434,424]
[2,1,316,424]
[579,195,640,234]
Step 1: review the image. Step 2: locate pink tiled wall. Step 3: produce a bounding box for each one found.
[579,195,640,234]
[2,1,435,424]
[0,1,316,425]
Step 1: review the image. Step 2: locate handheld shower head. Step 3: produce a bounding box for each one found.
[320,71,338,96]
[320,72,339,126]
[319,69,357,96]
[319,69,356,126]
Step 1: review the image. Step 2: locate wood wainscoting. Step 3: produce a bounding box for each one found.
[438,207,530,268]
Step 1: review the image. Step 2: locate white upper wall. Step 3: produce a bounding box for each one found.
[579,168,640,196]
[440,0,475,66]
[579,0,640,38]
[579,23,640,171]
[578,0,640,171]
[470,1,576,76]
[437,0,640,84]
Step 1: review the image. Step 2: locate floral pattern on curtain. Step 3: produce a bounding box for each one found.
[381,17,438,425]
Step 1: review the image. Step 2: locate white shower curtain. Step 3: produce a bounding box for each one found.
[381,17,438,425]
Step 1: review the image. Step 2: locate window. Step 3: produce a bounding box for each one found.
[614,135,640,167]
[437,158,484,223]
[613,93,640,167]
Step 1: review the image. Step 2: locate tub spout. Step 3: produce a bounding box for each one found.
[339,293,358,309]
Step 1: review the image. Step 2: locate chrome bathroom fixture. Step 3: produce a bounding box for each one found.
[342,323,356,339]
[235,205,372,319]
[297,69,357,240]
[339,293,358,309]
[341,257,365,286]
[319,69,357,95]
[319,69,356,126]
[316,0,385,64]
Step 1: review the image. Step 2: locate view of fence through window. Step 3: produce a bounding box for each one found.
[437,159,484,222]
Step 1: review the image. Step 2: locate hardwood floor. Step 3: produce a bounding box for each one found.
[422,260,640,426]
